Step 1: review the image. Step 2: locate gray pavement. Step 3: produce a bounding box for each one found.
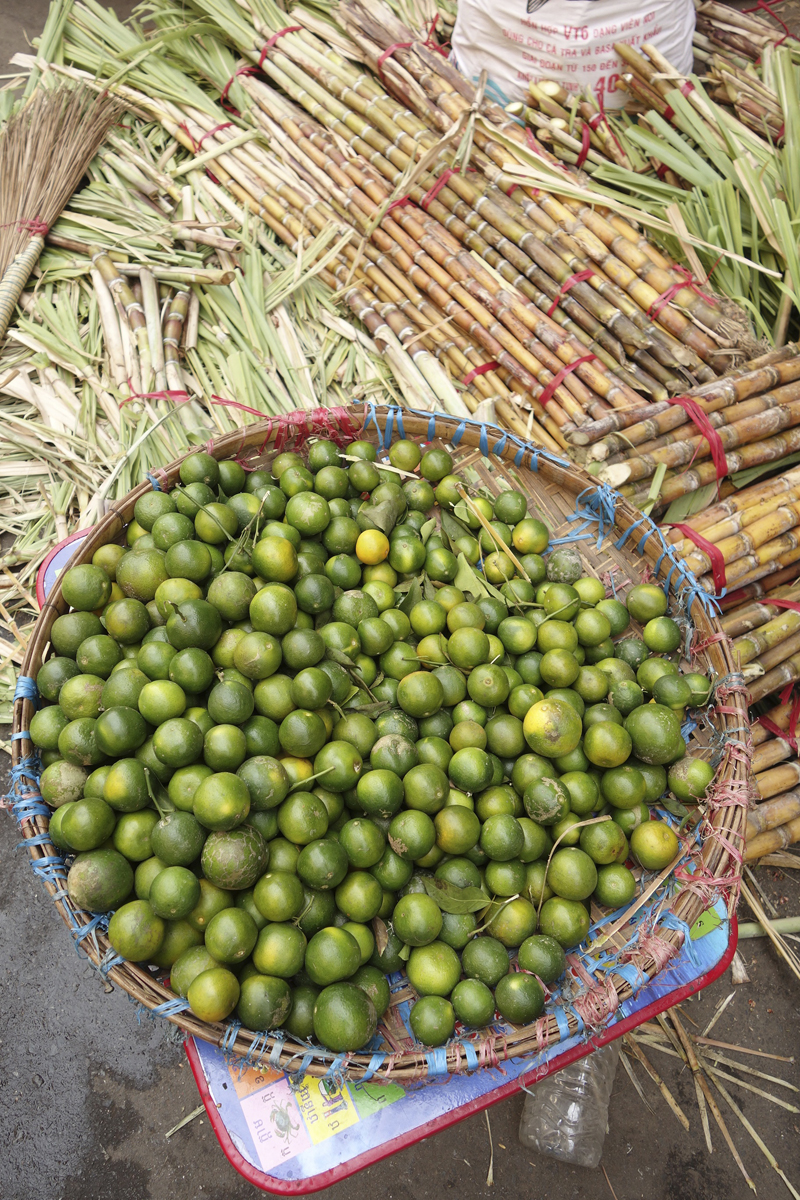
[1,4,800,1198]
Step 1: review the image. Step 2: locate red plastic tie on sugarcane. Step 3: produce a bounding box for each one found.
[259,26,302,65]
[421,166,460,210]
[546,269,593,318]
[667,394,728,488]
[743,0,791,45]
[647,260,720,321]
[462,361,500,386]
[220,65,258,115]
[664,521,727,593]
[537,354,596,406]
[377,40,413,79]
[575,123,591,169]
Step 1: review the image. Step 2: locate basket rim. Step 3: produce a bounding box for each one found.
[10,404,751,1081]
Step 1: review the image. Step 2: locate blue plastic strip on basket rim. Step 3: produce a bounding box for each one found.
[426,1047,450,1078]
[14,674,40,707]
[360,1051,388,1082]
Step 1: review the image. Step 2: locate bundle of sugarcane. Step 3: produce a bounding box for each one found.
[694,0,793,69]
[0,83,123,345]
[502,30,800,346]
[646,462,800,594]
[21,0,758,455]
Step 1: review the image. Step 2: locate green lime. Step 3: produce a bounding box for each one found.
[630,819,680,868]
[560,770,600,816]
[388,809,435,861]
[538,896,590,948]
[487,895,538,947]
[579,818,628,865]
[409,995,455,1046]
[103,757,150,813]
[626,583,668,622]
[305,926,362,986]
[522,777,570,825]
[151,810,207,866]
[67,848,133,912]
[406,940,461,996]
[495,971,544,1024]
[653,674,693,712]
[668,755,714,801]
[461,936,508,987]
[148,865,201,919]
[594,863,637,908]
[584,722,632,768]
[187,878,234,932]
[40,761,88,808]
[296,838,349,890]
[204,907,259,965]
[625,704,685,765]
[277,790,329,844]
[392,893,443,947]
[480,813,524,861]
[518,934,566,982]
[237,974,292,1031]
[523,698,582,758]
[335,872,383,922]
[187,967,240,1022]
[547,847,597,900]
[61,564,112,611]
[108,899,165,962]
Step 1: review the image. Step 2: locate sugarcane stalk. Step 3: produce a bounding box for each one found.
[749,646,800,704]
[684,500,800,580]
[718,565,800,610]
[745,815,800,859]
[674,482,800,558]
[736,606,800,665]
[722,584,800,637]
[747,791,800,838]
[752,735,794,775]
[755,760,800,801]
[602,398,800,487]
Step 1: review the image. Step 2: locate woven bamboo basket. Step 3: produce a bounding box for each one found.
[11,404,752,1082]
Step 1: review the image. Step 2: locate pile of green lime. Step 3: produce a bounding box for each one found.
[31,437,713,1054]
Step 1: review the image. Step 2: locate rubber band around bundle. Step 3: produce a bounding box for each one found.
[462,361,500,387]
[258,25,302,65]
[220,65,258,115]
[647,261,720,322]
[664,521,727,593]
[377,40,413,79]
[575,123,591,169]
[421,166,460,210]
[743,0,792,45]
[538,354,596,407]
[546,269,593,318]
[667,394,728,488]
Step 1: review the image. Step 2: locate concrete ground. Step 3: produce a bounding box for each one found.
[1,4,800,1200]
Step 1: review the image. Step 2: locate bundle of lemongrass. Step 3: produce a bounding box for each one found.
[13,0,756,460]
[504,25,800,347]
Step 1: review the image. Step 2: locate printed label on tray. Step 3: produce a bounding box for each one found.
[239,1078,312,1170]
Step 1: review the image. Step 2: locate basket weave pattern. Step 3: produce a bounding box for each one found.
[9,405,752,1081]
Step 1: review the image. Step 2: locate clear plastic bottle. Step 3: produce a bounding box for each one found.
[518,1040,620,1168]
